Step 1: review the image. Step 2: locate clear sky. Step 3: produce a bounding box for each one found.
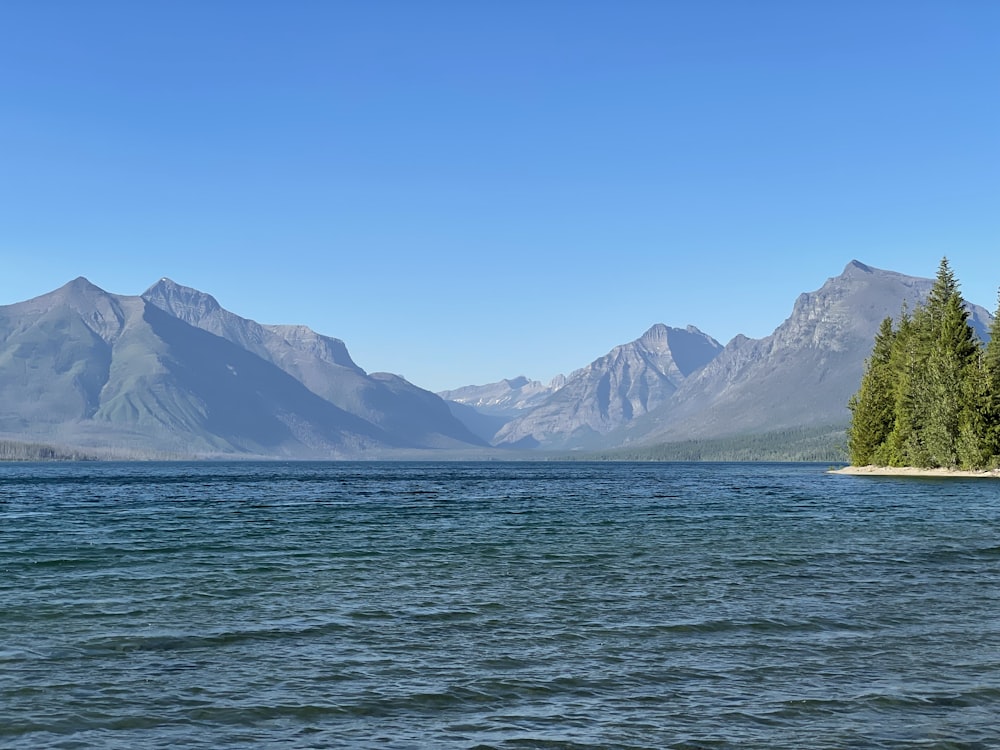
[2,1,997,392]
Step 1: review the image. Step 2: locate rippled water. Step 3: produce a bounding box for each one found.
[2,461,999,749]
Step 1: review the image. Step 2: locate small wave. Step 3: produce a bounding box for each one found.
[77,620,352,655]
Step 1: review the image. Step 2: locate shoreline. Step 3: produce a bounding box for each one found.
[830,465,1000,479]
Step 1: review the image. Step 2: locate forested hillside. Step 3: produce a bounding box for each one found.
[848,259,1000,469]
[584,425,847,462]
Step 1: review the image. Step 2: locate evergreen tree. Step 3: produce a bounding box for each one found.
[887,258,978,467]
[924,293,978,466]
[848,258,996,469]
[880,307,925,466]
[848,316,897,464]
[979,290,1000,464]
[957,347,991,468]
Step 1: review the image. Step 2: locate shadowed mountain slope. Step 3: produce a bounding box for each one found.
[142,278,484,449]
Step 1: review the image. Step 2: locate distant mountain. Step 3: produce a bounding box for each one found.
[0,278,484,457]
[438,375,566,442]
[440,375,564,416]
[491,324,723,449]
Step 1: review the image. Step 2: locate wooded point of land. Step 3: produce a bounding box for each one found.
[848,258,1000,470]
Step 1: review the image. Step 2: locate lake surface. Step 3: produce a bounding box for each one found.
[2,461,999,749]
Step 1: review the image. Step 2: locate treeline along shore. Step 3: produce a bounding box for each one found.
[847,258,1000,471]
[0,439,98,461]
[0,439,193,462]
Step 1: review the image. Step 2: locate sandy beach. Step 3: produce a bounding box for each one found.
[830,465,1000,479]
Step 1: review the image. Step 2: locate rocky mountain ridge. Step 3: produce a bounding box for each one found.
[625,260,993,445]
[0,278,483,457]
[491,324,723,448]
[3,261,992,458]
[142,278,479,449]
[439,375,566,415]
[441,261,993,450]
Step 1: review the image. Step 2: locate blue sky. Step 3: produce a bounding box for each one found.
[2,1,997,392]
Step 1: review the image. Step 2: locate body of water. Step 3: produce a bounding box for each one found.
[2,461,999,749]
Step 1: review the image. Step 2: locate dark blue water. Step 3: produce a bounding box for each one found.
[2,462,999,749]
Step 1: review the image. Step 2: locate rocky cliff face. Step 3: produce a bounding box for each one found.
[491,324,723,449]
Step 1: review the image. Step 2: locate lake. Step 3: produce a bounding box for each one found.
[2,461,998,749]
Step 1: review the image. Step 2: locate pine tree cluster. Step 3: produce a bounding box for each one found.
[848,258,1000,469]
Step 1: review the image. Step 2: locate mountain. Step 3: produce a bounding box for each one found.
[438,375,566,442]
[439,375,565,416]
[624,260,993,445]
[444,260,993,452]
[5,261,993,459]
[0,278,484,457]
[491,324,724,449]
[142,278,482,449]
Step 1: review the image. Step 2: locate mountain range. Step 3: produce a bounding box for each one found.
[0,261,992,458]
[439,261,993,451]
[0,277,483,457]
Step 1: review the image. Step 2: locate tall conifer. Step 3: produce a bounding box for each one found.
[980,290,1000,464]
[848,258,995,469]
[884,306,928,466]
[848,317,897,465]
[920,259,979,467]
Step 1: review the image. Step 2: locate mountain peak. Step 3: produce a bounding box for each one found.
[1,275,484,455]
[150,276,184,292]
[504,375,531,389]
[35,277,119,319]
[55,276,106,298]
[493,321,724,448]
[844,260,873,274]
[143,278,222,317]
[639,323,669,341]
[632,324,722,374]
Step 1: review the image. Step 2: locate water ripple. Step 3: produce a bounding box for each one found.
[2,461,1000,748]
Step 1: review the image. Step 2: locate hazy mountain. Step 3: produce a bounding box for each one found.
[0,278,484,456]
[439,375,565,416]
[438,375,566,442]
[5,261,992,459]
[625,260,994,445]
[142,278,484,449]
[0,278,390,455]
[491,324,723,449]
